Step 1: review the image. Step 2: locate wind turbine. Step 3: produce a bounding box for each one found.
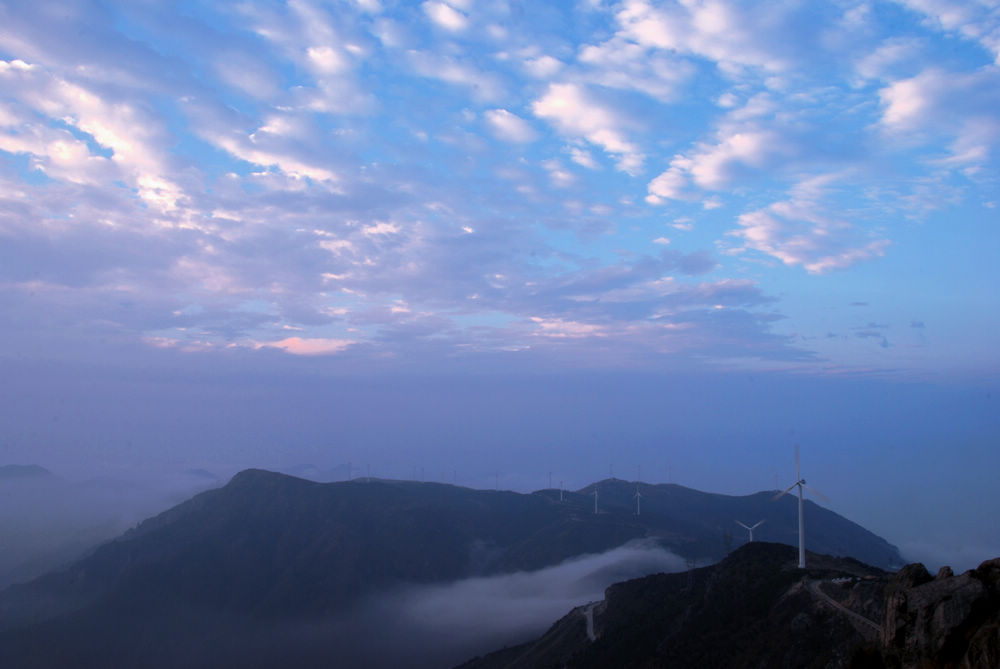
[773,445,828,569]
[559,480,564,502]
[634,487,642,516]
[735,519,765,542]
[593,489,599,514]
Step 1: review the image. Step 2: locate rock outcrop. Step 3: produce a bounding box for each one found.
[881,558,1000,668]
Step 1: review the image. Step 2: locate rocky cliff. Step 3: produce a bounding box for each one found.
[882,558,1000,668]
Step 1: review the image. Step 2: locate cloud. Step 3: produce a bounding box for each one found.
[257,337,354,356]
[612,0,827,75]
[237,1,375,114]
[895,0,1000,64]
[646,94,807,202]
[729,175,891,273]
[188,104,342,183]
[879,66,1000,165]
[392,540,686,643]
[0,58,184,211]
[522,54,564,78]
[422,1,469,32]
[530,317,608,339]
[406,50,504,101]
[854,37,926,82]
[485,109,538,143]
[532,83,644,173]
[196,540,687,669]
[577,35,694,102]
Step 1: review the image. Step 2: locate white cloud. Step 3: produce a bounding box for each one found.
[577,36,693,101]
[532,83,644,174]
[647,95,798,202]
[646,163,693,203]
[730,175,890,274]
[0,115,119,185]
[484,109,538,143]
[542,159,575,187]
[258,336,354,355]
[530,317,608,338]
[362,221,401,236]
[0,59,184,211]
[854,37,925,82]
[895,0,1000,63]
[422,1,469,32]
[613,0,808,74]
[687,129,783,189]
[523,54,564,78]
[879,66,1000,165]
[306,45,350,74]
[407,50,504,101]
[207,130,340,183]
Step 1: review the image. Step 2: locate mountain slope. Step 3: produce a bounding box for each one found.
[461,544,1000,669]
[0,470,903,668]
[458,542,886,669]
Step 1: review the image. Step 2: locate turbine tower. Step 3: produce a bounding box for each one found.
[735,519,765,542]
[773,445,828,569]
[593,489,599,514]
[634,487,642,516]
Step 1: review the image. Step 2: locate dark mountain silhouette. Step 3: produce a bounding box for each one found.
[459,543,1000,669]
[0,470,902,668]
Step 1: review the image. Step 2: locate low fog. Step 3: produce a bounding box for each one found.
[217,541,687,669]
[391,539,686,645]
[0,467,222,587]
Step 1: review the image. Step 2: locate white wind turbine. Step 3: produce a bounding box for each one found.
[735,519,765,542]
[773,445,828,569]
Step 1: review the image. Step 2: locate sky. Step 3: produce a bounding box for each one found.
[0,0,998,571]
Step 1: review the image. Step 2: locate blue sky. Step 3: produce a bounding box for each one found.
[0,0,998,569]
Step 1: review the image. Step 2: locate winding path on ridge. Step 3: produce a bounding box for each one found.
[807,579,880,640]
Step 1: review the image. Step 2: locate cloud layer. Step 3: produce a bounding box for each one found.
[0,0,997,376]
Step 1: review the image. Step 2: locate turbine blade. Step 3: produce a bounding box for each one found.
[772,482,797,500]
[795,444,800,480]
[804,484,830,503]
[735,521,750,530]
[751,520,765,529]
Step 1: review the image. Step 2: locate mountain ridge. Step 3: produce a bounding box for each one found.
[0,468,905,668]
